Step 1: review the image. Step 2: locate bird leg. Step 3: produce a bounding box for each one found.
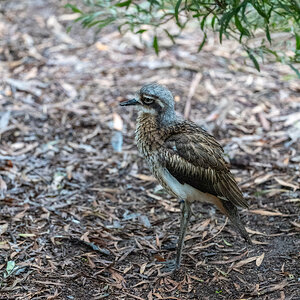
[160,200,191,272]
[175,200,192,268]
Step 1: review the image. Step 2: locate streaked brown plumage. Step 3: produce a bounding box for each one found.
[121,83,251,270]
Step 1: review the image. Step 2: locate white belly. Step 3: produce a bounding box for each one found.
[160,168,211,203]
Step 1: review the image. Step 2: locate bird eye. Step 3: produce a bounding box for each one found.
[143,96,154,105]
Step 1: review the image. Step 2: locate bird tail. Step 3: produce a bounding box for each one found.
[216,198,252,244]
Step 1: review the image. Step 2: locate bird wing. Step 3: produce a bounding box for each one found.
[160,122,248,208]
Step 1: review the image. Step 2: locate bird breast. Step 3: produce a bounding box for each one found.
[135,112,162,157]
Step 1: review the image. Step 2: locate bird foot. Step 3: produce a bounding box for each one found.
[161,240,177,251]
[159,259,180,273]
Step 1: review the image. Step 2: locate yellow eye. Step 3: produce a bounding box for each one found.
[143,96,154,104]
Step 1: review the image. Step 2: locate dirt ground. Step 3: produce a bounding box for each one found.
[0,1,299,299]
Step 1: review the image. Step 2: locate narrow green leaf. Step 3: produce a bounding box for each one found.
[219,9,236,43]
[149,0,160,6]
[234,15,250,37]
[296,33,300,50]
[211,15,216,29]
[234,15,243,34]
[246,49,260,72]
[87,20,102,28]
[251,2,268,19]
[115,0,132,8]
[175,0,183,27]
[192,13,201,18]
[262,47,279,60]
[223,239,232,247]
[96,18,115,29]
[265,24,271,44]
[219,0,250,43]
[200,15,208,30]
[74,15,87,23]
[153,35,159,55]
[164,29,176,44]
[197,33,207,52]
[136,29,147,34]
[65,4,82,13]
[288,63,300,79]
[19,233,36,237]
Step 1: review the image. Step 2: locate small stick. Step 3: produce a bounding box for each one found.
[184,73,202,119]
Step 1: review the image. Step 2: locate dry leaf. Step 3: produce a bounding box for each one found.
[274,177,299,191]
[285,198,300,203]
[80,231,90,243]
[246,227,267,236]
[0,241,10,250]
[140,262,147,274]
[0,111,11,130]
[95,42,109,51]
[34,280,64,286]
[61,82,77,99]
[249,209,284,216]
[154,254,166,262]
[0,176,7,198]
[234,256,258,269]
[284,112,300,126]
[13,209,28,221]
[6,78,43,97]
[111,131,123,152]
[9,142,39,156]
[87,256,95,269]
[123,265,132,274]
[254,174,273,185]
[258,112,270,131]
[252,240,270,245]
[152,292,163,299]
[147,290,153,300]
[110,270,125,284]
[257,280,288,295]
[66,165,74,180]
[256,253,265,267]
[113,113,123,131]
[0,223,8,235]
[132,174,156,181]
[290,221,300,228]
[189,275,204,282]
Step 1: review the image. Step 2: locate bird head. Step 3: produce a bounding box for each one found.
[120,83,175,116]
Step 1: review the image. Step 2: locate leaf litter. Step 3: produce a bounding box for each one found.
[0,0,299,299]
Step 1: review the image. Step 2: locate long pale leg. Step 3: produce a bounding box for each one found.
[175,200,192,268]
[160,200,191,272]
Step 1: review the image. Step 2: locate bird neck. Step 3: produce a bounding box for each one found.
[136,112,164,155]
[157,108,177,127]
[137,109,177,132]
[136,112,159,133]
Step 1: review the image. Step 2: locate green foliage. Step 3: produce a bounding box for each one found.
[66,1,300,75]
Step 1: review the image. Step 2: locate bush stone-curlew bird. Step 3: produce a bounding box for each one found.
[120,83,251,270]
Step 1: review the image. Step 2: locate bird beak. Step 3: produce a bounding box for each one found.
[119,98,139,106]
